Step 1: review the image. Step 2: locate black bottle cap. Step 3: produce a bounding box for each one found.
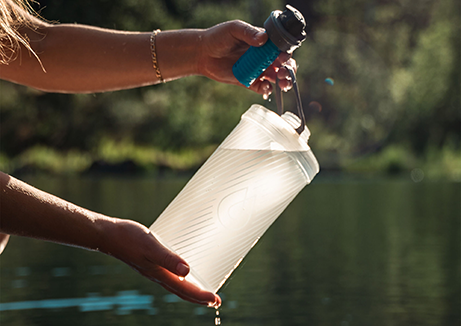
[264,5,307,53]
[279,5,306,41]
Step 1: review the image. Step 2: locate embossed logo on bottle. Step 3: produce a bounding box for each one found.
[217,187,255,230]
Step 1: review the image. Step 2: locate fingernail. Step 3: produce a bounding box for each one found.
[176,262,189,276]
[208,298,221,308]
[254,31,265,39]
[255,31,266,45]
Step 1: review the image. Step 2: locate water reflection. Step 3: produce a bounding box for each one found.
[0,290,156,315]
[0,175,459,326]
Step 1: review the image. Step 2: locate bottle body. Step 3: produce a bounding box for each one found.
[149,105,319,293]
[232,39,281,88]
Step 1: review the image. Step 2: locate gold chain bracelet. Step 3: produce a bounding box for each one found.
[150,29,164,83]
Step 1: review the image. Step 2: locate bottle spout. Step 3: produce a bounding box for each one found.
[281,111,311,143]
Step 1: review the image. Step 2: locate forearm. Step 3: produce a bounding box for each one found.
[0,23,203,93]
[0,172,220,306]
[0,171,112,251]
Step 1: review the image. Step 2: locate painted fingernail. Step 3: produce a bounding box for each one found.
[176,262,189,276]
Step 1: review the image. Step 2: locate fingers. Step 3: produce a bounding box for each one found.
[106,219,218,306]
[154,267,221,306]
[228,20,267,47]
[249,79,273,97]
[147,232,190,277]
[250,56,297,97]
[250,74,290,98]
[269,55,297,83]
[278,57,297,92]
[160,246,190,277]
[276,66,293,92]
[147,233,220,306]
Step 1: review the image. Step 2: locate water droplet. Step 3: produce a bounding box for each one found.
[411,168,425,183]
[308,101,322,112]
[325,77,334,86]
[215,307,221,325]
[263,93,269,100]
[178,276,184,281]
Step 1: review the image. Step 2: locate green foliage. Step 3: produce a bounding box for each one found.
[10,146,91,174]
[343,142,461,181]
[423,142,461,180]
[0,0,459,178]
[343,145,418,175]
[294,0,459,179]
[95,137,216,171]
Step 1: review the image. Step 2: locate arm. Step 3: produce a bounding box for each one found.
[0,10,295,94]
[0,171,220,306]
[0,22,186,93]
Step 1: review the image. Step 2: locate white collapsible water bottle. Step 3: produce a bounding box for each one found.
[149,67,319,293]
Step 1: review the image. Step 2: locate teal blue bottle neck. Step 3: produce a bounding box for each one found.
[232,38,281,87]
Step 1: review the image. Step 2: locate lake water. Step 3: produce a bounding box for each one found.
[0,174,460,326]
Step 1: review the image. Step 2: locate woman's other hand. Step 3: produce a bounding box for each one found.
[101,218,221,307]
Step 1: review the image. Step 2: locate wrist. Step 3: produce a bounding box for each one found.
[95,217,151,262]
[94,215,120,256]
[155,29,204,81]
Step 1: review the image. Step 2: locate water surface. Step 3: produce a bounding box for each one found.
[0,174,459,326]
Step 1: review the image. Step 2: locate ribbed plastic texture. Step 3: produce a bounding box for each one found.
[149,105,319,293]
[232,39,281,87]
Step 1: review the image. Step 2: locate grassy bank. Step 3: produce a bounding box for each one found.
[1,140,460,181]
[342,144,461,181]
[0,139,216,176]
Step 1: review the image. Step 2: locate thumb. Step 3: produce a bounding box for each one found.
[158,245,190,277]
[230,20,268,47]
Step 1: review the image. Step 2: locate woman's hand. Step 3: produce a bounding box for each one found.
[100,218,221,307]
[198,20,297,97]
[0,172,220,307]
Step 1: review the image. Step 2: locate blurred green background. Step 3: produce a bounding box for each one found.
[1,2,460,325]
[0,0,460,179]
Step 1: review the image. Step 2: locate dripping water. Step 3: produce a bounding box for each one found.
[214,306,221,325]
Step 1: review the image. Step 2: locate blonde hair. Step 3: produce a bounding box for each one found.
[0,0,40,64]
